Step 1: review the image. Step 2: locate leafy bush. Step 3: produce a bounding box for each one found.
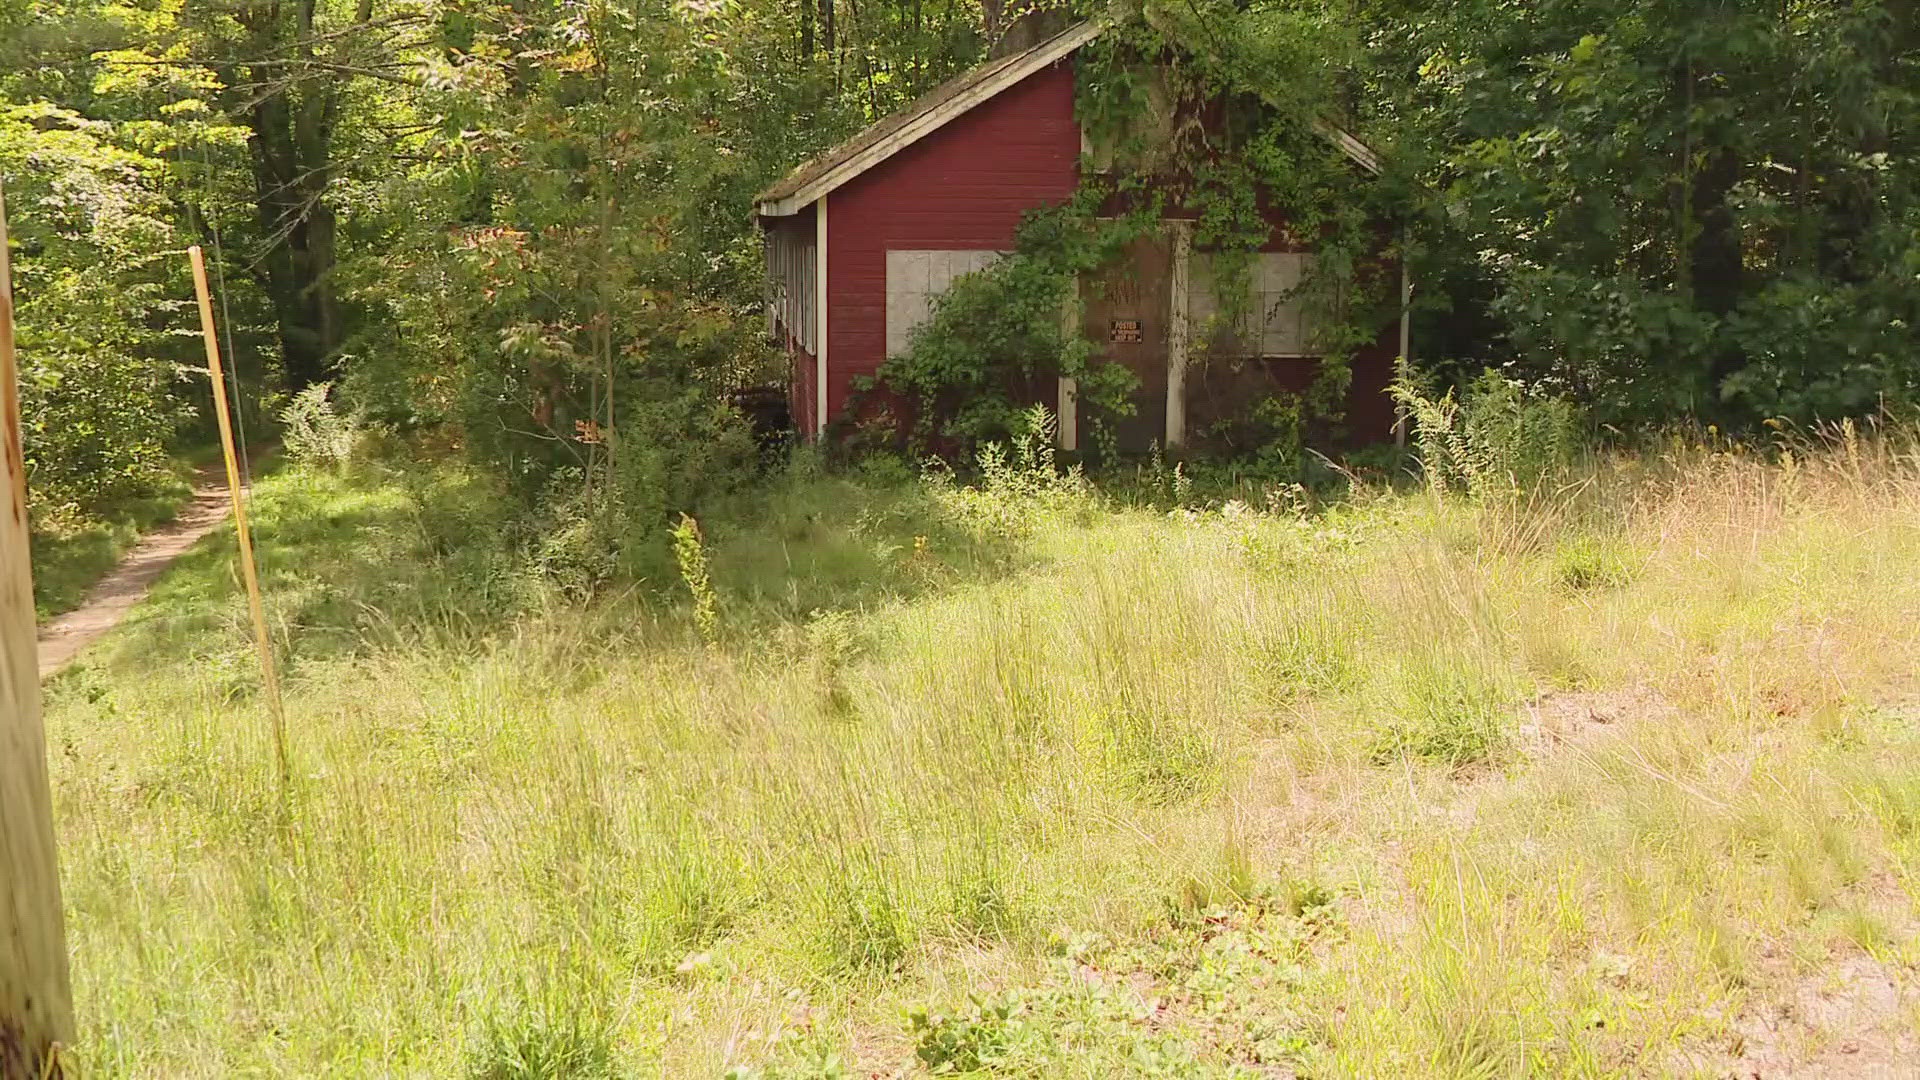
[1393,367,1582,497]
[875,205,1145,454]
[278,382,361,472]
[3,104,187,526]
[929,405,1097,540]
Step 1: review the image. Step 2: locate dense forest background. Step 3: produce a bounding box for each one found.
[2,0,1917,550]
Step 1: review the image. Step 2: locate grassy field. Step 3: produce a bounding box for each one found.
[42,425,1920,1077]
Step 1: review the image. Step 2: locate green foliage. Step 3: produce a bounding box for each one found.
[874,205,1146,453]
[278,382,361,472]
[1370,653,1517,767]
[1203,392,1306,482]
[1553,533,1639,593]
[29,477,192,617]
[466,984,615,1080]
[724,1042,850,1080]
[2,104,188,526]
[671,513,719,644]
[1393,367,1582,497]
[42,421,1920,1072]
[927,405,1098,540]
[1095,694,1223,806]
[1384,0,1920,424]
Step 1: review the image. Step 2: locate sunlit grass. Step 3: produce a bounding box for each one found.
[44,425,1920,1076]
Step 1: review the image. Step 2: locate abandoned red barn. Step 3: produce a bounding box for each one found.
[756,19,1408,452]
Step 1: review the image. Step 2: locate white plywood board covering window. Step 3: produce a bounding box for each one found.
[885,250,1003,357]
[1190,252,1318,357]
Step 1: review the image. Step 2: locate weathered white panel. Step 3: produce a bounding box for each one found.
[885,249,1004,358]
[1187,252,1317,357]
[766,227,821,355]
[903,250,930,295]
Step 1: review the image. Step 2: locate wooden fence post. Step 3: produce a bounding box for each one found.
[0,180,76,1077]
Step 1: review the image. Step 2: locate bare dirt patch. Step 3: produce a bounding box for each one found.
[1686,950,1920,1079]
[1519,684,1680,755]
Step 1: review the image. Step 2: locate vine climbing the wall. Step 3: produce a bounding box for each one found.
[873,1,1401,465]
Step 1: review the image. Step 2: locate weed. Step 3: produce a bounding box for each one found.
[279,382,363,472]
[724,1042,850,1080]
[1096,696,1223,806]
[671,513,719,644]
[1553,533,1638,592]
[466,987,614,1080]
[1371,651,1520,766]
[1393,366,1582,497]
[804,609,859,716]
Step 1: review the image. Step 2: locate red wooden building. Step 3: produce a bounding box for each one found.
[757,19,1407,452]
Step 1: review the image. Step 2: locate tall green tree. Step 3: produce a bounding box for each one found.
[1372,0,1920,422]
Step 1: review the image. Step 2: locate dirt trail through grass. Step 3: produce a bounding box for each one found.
[36,465,233,677]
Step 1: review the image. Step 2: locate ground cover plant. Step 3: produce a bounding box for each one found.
[40,414,1920,1077]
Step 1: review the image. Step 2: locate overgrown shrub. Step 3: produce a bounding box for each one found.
[928,406,1097,539]
[278,382,362,471]
[1393,367,1582,497]
[875,205,1147,454]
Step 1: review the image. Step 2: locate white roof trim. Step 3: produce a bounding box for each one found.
[1312,119,1382,176]
[757,21,1106,217]
[755,20,1382,217]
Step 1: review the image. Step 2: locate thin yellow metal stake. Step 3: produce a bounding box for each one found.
[189,245,289,788]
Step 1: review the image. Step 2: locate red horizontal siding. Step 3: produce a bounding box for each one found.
[824,61,1081,424]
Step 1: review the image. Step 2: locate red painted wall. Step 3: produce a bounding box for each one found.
[788,341,818,436]
[822,60,1081,425]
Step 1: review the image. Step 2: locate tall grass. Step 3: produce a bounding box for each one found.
[43,420,1920,1076]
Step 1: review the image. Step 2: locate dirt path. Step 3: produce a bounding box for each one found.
[37,469,235,677]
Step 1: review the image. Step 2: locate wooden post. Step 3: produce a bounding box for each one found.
[1057,284,1078,452]
[813,194,829,439]
[0,180,76,1078]
[1165,220,1193,449]
[188,246,289,788]
[1396,239,1413,449]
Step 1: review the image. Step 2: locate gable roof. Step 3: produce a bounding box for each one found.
[755,19,1380,218]
[756,21,1104,217]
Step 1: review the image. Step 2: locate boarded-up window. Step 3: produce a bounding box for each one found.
[765,227,817,354]
[885,250,1003,356]
[1190,252,1318,357]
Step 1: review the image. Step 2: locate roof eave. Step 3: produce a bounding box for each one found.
[755,19,1107,218]
[754,18,1384,218]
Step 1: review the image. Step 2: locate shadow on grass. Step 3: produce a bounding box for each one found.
[703,465,1031,625]
[103,461,525,672]
[80,455,1034,677]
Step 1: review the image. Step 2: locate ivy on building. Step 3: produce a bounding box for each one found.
[872,4,1403,470]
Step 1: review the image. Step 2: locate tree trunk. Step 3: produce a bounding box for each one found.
[239,0,344,391]
[0,182,75,1080]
